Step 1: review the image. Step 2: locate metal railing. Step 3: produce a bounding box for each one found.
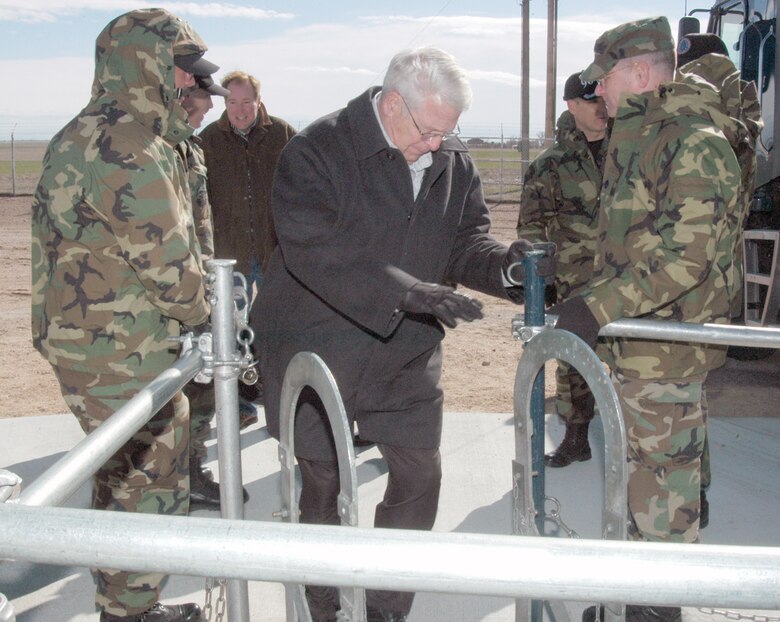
[0,503,779,608]
[2,259,253,622]
[1,258,779,621]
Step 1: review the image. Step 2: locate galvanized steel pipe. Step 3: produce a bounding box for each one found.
[16,350,203,508]
[0,504,778,610]
[599,319,780,348]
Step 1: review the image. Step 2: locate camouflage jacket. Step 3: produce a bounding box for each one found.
[582,69,743,380]
[179,136,215,262]
[31,9,210,381]
[678,53,763,318]
[517,111,606,301]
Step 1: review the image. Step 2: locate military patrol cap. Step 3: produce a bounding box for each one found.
[676,33,729,67]
[196,75,230,97]
[563,72,597,101]
[175,53,219,77]
[581,16,675,82]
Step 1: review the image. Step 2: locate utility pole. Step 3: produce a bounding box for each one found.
[11,124,16,197]
[544,0,558,147]
[520,0,530,178]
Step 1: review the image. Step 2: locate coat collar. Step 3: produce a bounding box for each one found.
[214,100,273,136]
[347,87,468,163]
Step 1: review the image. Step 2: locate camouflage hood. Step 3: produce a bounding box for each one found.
[554,110,587,148]
[677,52,763,167]
[629,54,761,164]
[89,8,208,143]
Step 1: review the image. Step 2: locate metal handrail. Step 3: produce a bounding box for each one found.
[9,260,252,622]
[0,504,778,610]
[16,349,202,508]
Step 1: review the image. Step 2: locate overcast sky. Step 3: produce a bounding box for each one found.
[0,1,700,141]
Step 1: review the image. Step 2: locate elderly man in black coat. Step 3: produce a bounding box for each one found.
[252,46,552,622]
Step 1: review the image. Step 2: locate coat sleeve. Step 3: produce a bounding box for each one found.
[517,156,558,244]
[189,141,215,262]
[441,157,511,298]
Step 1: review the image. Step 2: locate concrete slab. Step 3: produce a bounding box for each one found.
[0,408,778,622]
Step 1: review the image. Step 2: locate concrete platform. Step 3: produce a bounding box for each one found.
[1,404,778,622]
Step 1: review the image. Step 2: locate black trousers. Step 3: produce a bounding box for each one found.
[298,444,442,620]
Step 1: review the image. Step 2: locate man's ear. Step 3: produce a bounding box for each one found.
[634,60,651,90]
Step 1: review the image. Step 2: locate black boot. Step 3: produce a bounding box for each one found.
[101,602,202,621]
[700,489,709,529]
[189,454,249,509]
[545,421,591,468]
[190,455,221,509]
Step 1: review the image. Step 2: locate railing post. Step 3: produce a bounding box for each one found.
[510,250,547,622]
[207,259,251,622]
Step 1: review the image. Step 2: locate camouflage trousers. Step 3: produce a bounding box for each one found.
[555,362,594,423]
[612,371,707,544]
[52,367,191,617]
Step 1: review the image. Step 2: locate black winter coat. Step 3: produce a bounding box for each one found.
[252,87,514,461]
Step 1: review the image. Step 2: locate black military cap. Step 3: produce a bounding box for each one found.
[563,72,597,101]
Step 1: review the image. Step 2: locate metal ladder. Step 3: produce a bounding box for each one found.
[743,229,780,326]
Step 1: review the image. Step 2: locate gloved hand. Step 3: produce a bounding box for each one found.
[544,283,558,308]
[503,239,557,284]
[183,321,210,336]
[547,296,601,349]
[400,282,484,328]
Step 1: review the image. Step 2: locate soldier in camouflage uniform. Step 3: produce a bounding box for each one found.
[178,77,251,510]
[31,8,218,622]
[517,72,608,468]
[547,17,746,622]
[675,37,763,528]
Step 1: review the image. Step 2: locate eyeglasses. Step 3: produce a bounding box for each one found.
[399,95,460,143]
[597,63,637,87]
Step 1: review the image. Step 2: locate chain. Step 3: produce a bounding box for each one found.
[232,276,258,386]
[544,495,580,538]
[203,577,228,622]
[698,609,780,622]
[214,579,227,622]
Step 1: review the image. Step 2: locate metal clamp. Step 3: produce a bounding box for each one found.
[511,314,558,343]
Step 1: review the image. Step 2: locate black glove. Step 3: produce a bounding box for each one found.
[544,283,558,308]
[547,296,601,349]
[503,239,557,284]
[183,321,210,336]
[400,282,484,329]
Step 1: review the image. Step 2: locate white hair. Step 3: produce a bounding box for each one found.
[381,47,472,113]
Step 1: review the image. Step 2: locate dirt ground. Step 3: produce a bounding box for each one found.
[3,179,777,421]
[0,188,541,418]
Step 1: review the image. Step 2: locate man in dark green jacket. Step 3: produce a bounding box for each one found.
[199,70,297,415]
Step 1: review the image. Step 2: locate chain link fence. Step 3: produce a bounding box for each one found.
[0,138,543,200]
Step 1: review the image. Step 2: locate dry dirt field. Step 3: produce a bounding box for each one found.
[2,148,777,422]
[0,168,537,419]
